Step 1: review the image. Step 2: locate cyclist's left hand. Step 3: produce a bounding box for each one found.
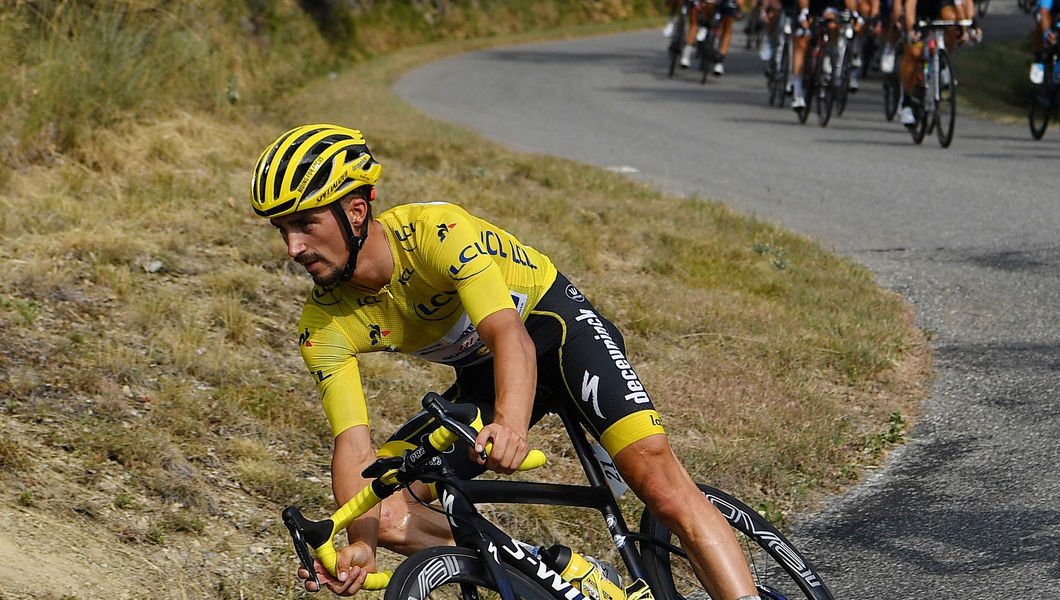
[473,422,530,475]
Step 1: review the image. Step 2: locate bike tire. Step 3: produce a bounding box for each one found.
[1029,84,1052,140]
[383,546,555,600]
[977,0,989,16]
[935,49,957,148]
[639,484,835,600]
[883,74,900,121]
[835,37,854,116]
[908,92,928,144]
[668,19,687,78]
[774,36,792,107]
[816,77,833,127]
[700,34,714,84]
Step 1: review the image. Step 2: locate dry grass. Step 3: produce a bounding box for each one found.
[0,3,930,598]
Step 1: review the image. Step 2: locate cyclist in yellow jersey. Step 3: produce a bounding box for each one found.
[250,124,762,600]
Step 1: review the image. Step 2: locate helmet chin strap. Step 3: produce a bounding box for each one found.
[331,191,372,282]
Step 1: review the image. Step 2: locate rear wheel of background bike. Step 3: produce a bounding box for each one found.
[816,77,833,126]
[935,49,957,148]
[796,70,813,123]
[834,40,854,116]
[668,19,687,78]
[700,34,713,84]
[384,546,553,600]
[638,484,836,600]
[883,74,900,121]
[977,0,990,16]
[771,37,791,107]
[908,89,928,144]
[1028,84,1052,140]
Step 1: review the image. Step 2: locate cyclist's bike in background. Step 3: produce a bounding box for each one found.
[767,9,797,107]
[283,393,838,600]
[796,19,837,126]
[905,19,970,147]
[1029,27,1060,139]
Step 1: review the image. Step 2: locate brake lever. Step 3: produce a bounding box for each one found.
[422,394,487,461]
[282,506,321,591]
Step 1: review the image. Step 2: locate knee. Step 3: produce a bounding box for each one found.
[615,438,697,525]
[375,497,411,550]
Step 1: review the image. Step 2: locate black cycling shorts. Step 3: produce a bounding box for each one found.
[382,272,665,478]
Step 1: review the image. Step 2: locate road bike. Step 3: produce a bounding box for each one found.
[766,9,796,107]
[668,0,718,83]
[796,20,836,126]
[976,0,990,16]
[831,11,860,118]
[283,393,837,600]
[1028,32,1060,139]
[881,41,902,121]
[905,19,969,147]
[697,8,725,83]
[668,0,693,77]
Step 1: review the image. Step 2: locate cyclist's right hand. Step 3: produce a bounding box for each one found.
[297,543,373,596]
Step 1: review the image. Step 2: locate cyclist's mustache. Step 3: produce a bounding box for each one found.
[295,252,324,265]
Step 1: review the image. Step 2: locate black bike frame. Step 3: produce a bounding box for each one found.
[423,402,654,600]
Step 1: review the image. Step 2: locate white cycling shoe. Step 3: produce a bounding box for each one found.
[899,106,916,125]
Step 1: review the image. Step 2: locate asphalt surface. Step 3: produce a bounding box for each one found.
[393,4,1059,598]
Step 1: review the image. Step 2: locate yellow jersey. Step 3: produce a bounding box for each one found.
[297,202,558,437]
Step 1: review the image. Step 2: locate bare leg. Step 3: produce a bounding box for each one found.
[614,435,757,600]
[378,484,454,554]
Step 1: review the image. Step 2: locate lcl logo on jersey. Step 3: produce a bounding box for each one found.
[395,223,417,251]
[415,291,460,321]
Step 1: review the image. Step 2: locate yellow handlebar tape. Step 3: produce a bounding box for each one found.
[311,407,547,585]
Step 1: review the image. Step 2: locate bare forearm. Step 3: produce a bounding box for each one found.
[332,427,382,557]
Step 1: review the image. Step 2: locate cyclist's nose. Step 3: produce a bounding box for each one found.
[285,232,308,258]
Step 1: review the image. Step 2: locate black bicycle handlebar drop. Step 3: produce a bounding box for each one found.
[282,505,336,590]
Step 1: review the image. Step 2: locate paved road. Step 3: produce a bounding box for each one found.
[394,4,1060,599]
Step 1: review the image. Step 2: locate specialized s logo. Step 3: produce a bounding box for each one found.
[581,371,604,419]
[437,222,457,241]
[298,328,313,347]
[368,324,391,346]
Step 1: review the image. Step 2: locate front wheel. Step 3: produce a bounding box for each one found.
[668,19,687,78]
[883,74,900,121]
[908,88,928,144]
[935,49,957,147]
[638,484,836,600]
[1028,74,1054,140]
[383,546,554,600]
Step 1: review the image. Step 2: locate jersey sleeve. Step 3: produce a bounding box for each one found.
[298,305,369,438]
[418,204,517,326]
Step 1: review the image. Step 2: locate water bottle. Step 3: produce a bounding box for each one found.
[540,544,625,600]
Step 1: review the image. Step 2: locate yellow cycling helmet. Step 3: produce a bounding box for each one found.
[250,124,382,218]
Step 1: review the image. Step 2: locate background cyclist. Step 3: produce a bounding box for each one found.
[1031,0,1059,84]
[896,0,961,125]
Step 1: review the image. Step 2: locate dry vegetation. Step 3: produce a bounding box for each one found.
[0,1,930,598]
